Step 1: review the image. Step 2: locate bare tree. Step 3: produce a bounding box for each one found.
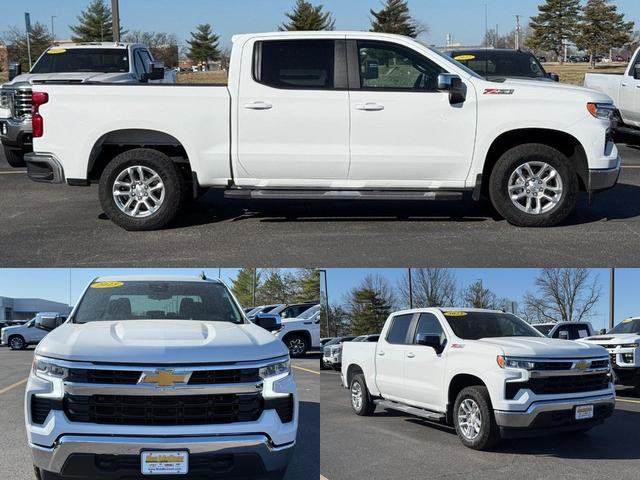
[398,268,458,308]
[463,279,499,309]
[523,268,601,323]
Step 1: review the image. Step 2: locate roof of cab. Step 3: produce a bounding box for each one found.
[92,275,223,283]
[232,30,414,43]
[48,42,141,50]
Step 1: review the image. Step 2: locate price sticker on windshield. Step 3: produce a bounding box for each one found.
[444,311,467,317]
[90,281,124,289]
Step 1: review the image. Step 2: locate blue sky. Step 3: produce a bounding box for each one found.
[321,268,640,332]
[4,1,640,49]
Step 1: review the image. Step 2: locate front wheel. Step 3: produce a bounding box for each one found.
[98,148,185,231]
[453,386,501,450]
[350,374,376,416]
[9,335,26,350]
[489,143,577,227]
[285,334,309,358]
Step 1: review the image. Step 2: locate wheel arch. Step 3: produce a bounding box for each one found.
[447,373,487,425]
[481,128,589,196]
[87,129,192,183]
[345,363,364,387]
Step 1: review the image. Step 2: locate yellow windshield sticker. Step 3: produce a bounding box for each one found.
[90,281,124,289]
[454,54,476,61]
[622,319,634,323]
[47,48,66,54]
[444,311,467,317]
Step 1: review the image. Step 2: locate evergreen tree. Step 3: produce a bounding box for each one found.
[526,0,581,62]
[187,24,221,64]
[279,0,335,31]
[463,280,499,309]
[258,269,297,304]
[294,269,320,303]
[370,0,420,38]
[575,0,634,68]
[231,268,261,308]
[3,23,53,71]
[69,0,124,42]
[346,275,394,335]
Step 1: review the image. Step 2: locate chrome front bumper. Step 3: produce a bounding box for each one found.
[31,434,295,475]
[494,392,615,428]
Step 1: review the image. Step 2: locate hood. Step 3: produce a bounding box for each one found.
[582,333,640,345]
[476,76,613,103]
[1,324,24,333]
[476,336,607,358]
[36,320,287,364]
[4,71,133,86]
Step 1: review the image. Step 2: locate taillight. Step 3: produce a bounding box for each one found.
[32,91,49,138]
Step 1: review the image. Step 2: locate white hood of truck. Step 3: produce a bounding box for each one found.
[36,320,287,364]
[5,72,134,85]
[583,334,640,345]
[476,336,607,357]
[475,77,612,103]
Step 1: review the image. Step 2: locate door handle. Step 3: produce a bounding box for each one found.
[377,351,385,356]
[406,352,415,359]
[244,101,273,110]
[355,102,385,111]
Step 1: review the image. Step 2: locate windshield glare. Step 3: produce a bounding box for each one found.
[31,48,129,74]
[609,319,640,334]
[450,51,547,79]
[443,311,544,340]
[73,281,243,324]
[297,304,320,320]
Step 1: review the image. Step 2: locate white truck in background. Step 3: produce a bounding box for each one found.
[531,321,595,340]
[0,312,67,350]
[25,275,297,480]
[0,42,176,167]
[585,47,640,138]
[26,31,619,230]
[581,317,640,395]
[341,308,614,450]
[274,304,321,358]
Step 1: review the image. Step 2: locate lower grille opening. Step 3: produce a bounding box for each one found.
[31,396,57,424]
[265,395,294,423]
[505,373,610,399]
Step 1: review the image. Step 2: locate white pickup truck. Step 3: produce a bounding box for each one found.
[25,275,297,480]
[26,31,619,230]
[585,47,640,137]
[274,304,321,358]
[0,312,67,350]
[341,308,614,450]
[581,317,640,395]
[0,42,176,168]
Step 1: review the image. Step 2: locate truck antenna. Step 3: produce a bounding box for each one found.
[200,271,207,280]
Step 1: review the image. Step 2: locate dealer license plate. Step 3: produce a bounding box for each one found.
[141,450,188,475]
[575,405,594,420]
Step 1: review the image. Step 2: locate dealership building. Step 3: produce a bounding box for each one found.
[0,296,72,322]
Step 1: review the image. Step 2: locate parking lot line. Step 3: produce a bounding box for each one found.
[320,475,329,480]
[292,365,320,375]
[0,170,26,174]
[0,378,27,395]
[617,397,640,404]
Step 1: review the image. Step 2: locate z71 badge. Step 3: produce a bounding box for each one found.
[484,88,515,95]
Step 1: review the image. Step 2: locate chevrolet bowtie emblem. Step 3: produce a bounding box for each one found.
[139,369,191,387]
[575,360,591,370]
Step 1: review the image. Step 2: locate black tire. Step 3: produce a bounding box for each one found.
[284,333,309,358]
[8,335,26,350]
[3,147,26,168]
[453,386,501,450]
[320,360,327,370]
[98,148,185,231]
[489,143,578,227]
[332,364,341,371]
[350,373,376,416]
[34,469,63,480]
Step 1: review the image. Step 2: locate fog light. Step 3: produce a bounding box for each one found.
[623,353,634,363]
[0,122,6,135]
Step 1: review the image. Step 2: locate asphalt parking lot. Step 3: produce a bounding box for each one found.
[320,370,640,480]
[1,144,640,267]
[0,346,319,480]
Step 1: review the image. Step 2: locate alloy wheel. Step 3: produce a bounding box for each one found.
[508,161,563,215]
[112,165,165,218]
[458,398,482,440]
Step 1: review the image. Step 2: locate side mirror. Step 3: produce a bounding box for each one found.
[142,62,165,82]
[599,328,607,335]
[548,72,560,82]
[254,312,282,332]
[558,330,569,340]
[8,62,22,81]
[35,316,59,332]
[416,333,444,353]
[437,73,466,104]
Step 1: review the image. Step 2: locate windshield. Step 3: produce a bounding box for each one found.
[73,281,243,323]
[443,311,544,340]
[428,46,483,79]
[450,50,547,80]
[609,318,640,334]
[31,48,129,74]
[297,304,320,320]
[532,324,554,335]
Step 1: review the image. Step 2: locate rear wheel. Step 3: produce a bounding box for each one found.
[98,148,185,231]
[285,333,309,358]
[350,373,376,416]
[453,386,501,450]
[489,143,577,227]
[9,335,26,350]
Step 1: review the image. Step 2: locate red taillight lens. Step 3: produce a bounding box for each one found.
[31,92,49,138]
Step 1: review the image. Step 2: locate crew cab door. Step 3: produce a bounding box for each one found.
[403,313,447,410]
[235,37,350,185]
[374,313,414,401]
[619,51,640,126]
[346,39,477,186]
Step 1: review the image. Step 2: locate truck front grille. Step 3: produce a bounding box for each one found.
[64,393,263,426]
[1,87,32,119]
[506,372,610,399]
[67,367,260,385]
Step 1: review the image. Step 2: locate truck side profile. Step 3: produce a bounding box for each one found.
[25,275,297,480]
[0,312,66,350]
[341,308,614,450]
[27,31,619,230]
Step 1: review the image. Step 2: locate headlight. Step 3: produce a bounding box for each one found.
[496,355,535,370]
[587,102,616,120]
[259,359,290,379]
[32,356,68,379]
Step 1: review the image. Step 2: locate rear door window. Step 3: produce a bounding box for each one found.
[386,314,413,344]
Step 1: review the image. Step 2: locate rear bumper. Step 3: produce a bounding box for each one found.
[24,152,65,184]
[494,392,615,437]
[31,434,294,478]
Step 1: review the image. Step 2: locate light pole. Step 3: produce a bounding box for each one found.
[609,268,615,330]
[51,16,57,42]
[111,0,121,42]
[319,270,330,336]
[408,268,413,309]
